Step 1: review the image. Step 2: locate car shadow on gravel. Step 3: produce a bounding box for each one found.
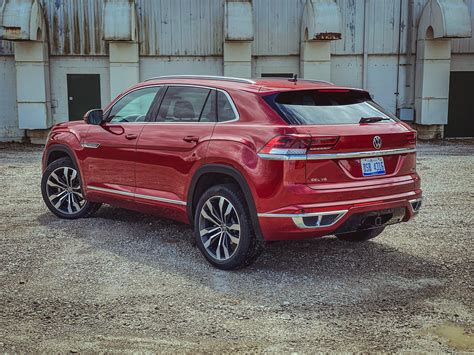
[37,205,445,306]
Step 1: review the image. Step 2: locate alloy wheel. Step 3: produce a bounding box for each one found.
[198,196,241,261]
[46,167,86,215]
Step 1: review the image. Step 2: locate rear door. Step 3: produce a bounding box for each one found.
[266,89,417,186]
[135,85,217,206]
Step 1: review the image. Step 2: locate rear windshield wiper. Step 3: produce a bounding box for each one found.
[360,116,390,123]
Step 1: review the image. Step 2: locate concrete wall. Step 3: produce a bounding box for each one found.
[49,57,110,123]
[451,53,474,71]
[0,56,22,141]
[0,50,466,138]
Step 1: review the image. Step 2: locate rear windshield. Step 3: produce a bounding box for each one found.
[264,89,398,125]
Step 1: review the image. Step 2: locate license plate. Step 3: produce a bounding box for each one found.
[361,157,386,176]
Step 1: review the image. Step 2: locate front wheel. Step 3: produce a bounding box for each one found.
[41,157,101,219]
[194,184,263,270]
[335,227,385,242]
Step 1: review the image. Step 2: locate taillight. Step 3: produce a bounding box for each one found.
[309,136,340,151]
[259,134,339,156]
[259,135,311,155]
[406,132,417,145]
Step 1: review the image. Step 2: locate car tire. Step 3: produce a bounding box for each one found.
[41,157,101,219]
[194,184,264,270]
[335,226,385,242]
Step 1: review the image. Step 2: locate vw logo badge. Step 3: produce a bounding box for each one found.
[373,136,382,149]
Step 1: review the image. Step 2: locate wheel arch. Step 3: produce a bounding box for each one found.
[45,144,78,166]
[187,164,263,240]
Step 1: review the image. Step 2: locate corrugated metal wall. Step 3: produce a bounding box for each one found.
[252,0,306,56]
[452,0,474,52]
[136,0,224,56]
[45,0,106,56]
[253,0,410,56]
[0,0,473,56]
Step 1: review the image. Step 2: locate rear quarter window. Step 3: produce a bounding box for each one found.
[264,89,398,125]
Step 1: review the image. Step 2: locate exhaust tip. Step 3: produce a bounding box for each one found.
[409,198,423,213]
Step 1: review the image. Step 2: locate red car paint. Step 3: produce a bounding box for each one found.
[42,77,422,240]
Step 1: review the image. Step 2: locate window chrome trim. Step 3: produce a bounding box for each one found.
[258,148,416,161]
[153,84,240,124]
[103,84,240,124]
[87,186,187,206]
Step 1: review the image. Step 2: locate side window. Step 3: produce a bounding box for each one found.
[200,90,217,122]
[157,86,211,122]
[217,91,237,122]
[108,86,161,123]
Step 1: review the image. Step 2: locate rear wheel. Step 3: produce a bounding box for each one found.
[194,184,263,270]
[335,227,385,242]
[41,157,101,219]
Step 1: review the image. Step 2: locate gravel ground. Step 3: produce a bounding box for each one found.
[0,140,473,353]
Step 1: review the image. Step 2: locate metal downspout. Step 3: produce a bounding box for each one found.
[395,0,403,115]
[362,0,369,90]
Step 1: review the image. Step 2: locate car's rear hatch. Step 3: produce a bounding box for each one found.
[296,123,416,185]
[262,88,417,187]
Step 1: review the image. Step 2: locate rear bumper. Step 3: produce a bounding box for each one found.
[257,191,422,241]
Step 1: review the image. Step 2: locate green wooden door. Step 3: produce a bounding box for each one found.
[67,74,101,121]
[446,72,474,138]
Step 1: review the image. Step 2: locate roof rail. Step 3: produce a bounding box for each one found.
[300,79,335,85]
[145,75,256,84]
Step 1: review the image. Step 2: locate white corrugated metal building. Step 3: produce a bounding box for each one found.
[0,0,472,142]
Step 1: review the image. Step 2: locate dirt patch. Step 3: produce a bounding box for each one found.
[0,141,473,352]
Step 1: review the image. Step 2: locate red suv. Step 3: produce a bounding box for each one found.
[41,75,422,269]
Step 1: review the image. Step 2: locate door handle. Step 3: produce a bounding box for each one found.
[125,134,138,140]
[183,136,199,143]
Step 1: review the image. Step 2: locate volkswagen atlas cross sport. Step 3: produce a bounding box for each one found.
[41,75,422,270]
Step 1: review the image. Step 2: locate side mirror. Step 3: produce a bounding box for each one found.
[84,109,104,125]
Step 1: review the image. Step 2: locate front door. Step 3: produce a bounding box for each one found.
[67,74,101,121]
[135,86,217,208]
[82,86,162,201]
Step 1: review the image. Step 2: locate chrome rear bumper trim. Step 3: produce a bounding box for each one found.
[258,210,348,229]
[87,186,187,206]
[258,148,416,161]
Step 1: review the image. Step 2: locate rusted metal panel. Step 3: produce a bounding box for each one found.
[136,0,224,56]
[366,0,407,54]
[332,0,412,55]
[332,0,365,54]
[0,0,471,57]
[252,0,306,55]
[332,0,403,55]
[45,0,107,56]
[0,39,13,55]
